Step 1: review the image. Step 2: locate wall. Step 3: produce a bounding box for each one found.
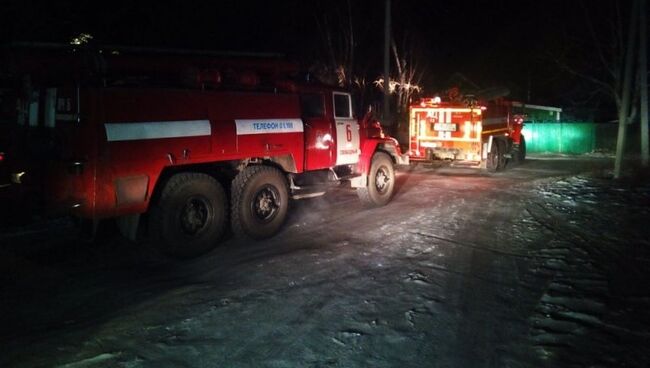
[522,122,619,154]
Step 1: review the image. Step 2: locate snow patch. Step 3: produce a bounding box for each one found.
[56,353,120,368]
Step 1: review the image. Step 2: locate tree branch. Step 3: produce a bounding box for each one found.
[579,0,617,79]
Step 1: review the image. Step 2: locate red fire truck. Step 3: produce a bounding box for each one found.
[407,95,526,171]
[0,43,408,258]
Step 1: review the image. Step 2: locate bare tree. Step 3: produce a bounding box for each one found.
[313,0,355,87]
[552,1,640,123]
[390,35,425,118]
[311,0,428,129]
[548,1,642,177]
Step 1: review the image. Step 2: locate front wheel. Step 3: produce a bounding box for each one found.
[231,165,289,240]
[149,172,227,259]
[357,152,395,207]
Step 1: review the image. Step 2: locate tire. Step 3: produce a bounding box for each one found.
[497,140,507,170]
[512,136,526,163]
[149,172,227,259]
[486,139,506,172]
[357,152,395,207]
[425,148,434,161]
[231,165,289,240]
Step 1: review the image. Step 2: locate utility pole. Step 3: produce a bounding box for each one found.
[614,0,639,178]
[383,0,391,128]
[640,0,649,167]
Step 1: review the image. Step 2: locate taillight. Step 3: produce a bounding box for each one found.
[0,152,5,163]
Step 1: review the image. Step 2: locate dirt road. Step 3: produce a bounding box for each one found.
[1,155,649,367]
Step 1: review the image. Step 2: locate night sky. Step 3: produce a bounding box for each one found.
[1,0,634,120]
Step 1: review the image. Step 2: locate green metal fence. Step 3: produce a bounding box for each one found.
[522,122,618,154]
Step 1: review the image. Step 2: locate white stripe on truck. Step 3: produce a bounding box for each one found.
[104,120,211,142]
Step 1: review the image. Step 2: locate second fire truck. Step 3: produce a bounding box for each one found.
[407,95,526,171]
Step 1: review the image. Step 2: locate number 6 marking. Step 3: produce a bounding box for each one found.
[346,124,352,142]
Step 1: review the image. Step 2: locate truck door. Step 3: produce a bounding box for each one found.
[332,92,360,166]
[42,85,95,216]
[1,78,93,217]
[301,93,334,170]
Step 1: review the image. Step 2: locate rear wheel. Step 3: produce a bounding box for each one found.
[486,139,506,172]
[231,165,289,240]
[497,140,507,170]
[149,172,227,259]
[357,152,395,207]
[512,136,526,163]
[425,148,435,161]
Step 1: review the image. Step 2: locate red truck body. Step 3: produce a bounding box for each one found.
[0,43,407,257]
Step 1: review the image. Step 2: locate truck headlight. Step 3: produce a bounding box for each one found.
[11,171,26,184]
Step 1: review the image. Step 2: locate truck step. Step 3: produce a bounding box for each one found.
[290,185,328,200]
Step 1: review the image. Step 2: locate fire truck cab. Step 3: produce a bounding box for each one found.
[0,43,408,258]
[407,95,526,171]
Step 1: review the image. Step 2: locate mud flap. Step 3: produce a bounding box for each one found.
[116,213,141,241]
[350,174,367,188]
[395,153,410,166]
